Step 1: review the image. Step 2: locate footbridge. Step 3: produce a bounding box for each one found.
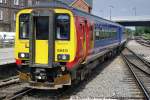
[112,16,150,26]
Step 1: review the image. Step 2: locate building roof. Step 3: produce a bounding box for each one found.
[113,16,150,22]
[58,0,93,7]
[84,0,93,7]
[58,0,75,5]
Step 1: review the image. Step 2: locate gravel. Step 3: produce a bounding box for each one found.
[127,40,150,62]
[70,56,144,99]
[0,83,28,99]
[23,56,144,99]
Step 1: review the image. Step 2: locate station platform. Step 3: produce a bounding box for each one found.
[0,48,15,65]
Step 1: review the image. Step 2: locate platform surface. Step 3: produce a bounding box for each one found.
[0,48,15,65]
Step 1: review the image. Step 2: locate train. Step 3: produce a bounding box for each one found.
[14,1,126,89]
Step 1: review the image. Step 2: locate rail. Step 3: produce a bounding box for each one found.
[135,37,150,47]
[4,88,33,100]
[0,76,19,88]
[122,48,150,100]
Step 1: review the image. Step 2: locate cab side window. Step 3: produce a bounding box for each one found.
[19,14,29,39]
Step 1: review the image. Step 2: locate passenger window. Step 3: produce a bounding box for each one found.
[34,16,49,40]
[112,28,117,38]
[101,29,105,39]
[56,14,70,40]
[99,31,103,39]
[19,14,29,39]
[95,30,100,40]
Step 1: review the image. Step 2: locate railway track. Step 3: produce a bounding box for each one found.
[122,47,150,100]
[0,82,30,100]
[0,75,31,100]
[136,39,150,47]
[0,75,19,88]
[20,60,113,99]
[0,76,82,99]
[4,88,33,100]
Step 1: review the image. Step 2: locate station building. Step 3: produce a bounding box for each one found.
[0,0,27,32]
[29,0,93,13]
[58,0,93,13]
[0,0,93,32]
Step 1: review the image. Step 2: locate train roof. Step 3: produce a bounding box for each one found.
[23,1,123,28]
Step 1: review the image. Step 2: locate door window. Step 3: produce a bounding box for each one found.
[34,16,49,40]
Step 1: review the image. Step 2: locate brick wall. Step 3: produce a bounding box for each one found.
[72,0,91,13]
[0,0,27,32]
[29,0,91,13]
[0,0,92,32]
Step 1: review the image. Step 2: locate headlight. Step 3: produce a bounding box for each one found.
[57,54,70,61]
[18,53,29,59]
[20,53,25,58]
[61,66,66,71]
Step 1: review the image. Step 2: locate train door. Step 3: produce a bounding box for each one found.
[29,10,54,67]
[80,22,86,59]
[90,23,94,50]
[81,19,90,58]
[84,20,90,56]
[34,16,49,64]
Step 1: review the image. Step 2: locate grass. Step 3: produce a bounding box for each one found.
[142,34,150,40]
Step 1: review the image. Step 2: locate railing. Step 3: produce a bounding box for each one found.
[0,39,14,48]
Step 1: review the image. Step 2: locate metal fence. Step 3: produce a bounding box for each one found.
[0,39,14,48]
[0,32,15,48]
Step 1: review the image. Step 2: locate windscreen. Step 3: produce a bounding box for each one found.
[55,14,70,40]
[19,14,70,40]
[19,14,29,39]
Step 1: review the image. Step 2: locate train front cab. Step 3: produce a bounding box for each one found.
[15,8,77,89]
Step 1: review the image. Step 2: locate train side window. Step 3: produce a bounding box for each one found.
[55,14,70,40]
[103,30,105,39]
[100,28,103,39]
[111,28,117,38]
[99,30,102,39]
[106,30,109,39]
[95,30,100,40]
[19,14,29,39]
[100,28,103,40]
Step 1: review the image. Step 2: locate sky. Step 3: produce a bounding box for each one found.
[92,0,150,20]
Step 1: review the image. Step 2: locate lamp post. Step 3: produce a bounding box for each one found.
[132,7,137,16]
[100,10,104,18]
[109,5,114,20]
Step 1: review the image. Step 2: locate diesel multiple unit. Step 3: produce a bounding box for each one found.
[15,3,126,89]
